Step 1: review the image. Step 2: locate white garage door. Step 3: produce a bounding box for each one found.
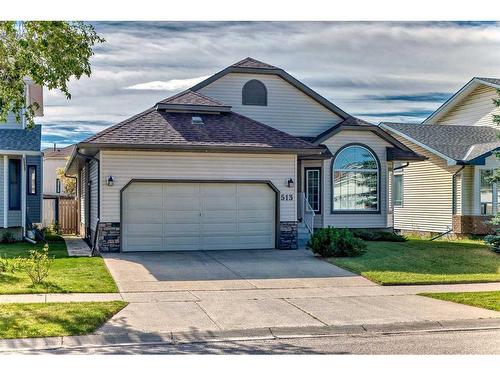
[122,182,276,251]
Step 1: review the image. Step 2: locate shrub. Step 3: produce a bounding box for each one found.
[1,232,16,244]
[484,235,500,254]
[351,229,407,242]
[24,244,54,284]
[0,254,25,274]
[307,227,366,257]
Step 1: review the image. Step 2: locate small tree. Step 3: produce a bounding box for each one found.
[0,21,104,128]
[56,167,76,197]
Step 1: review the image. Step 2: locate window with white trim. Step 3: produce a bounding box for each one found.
[305,168,321,213]
[56,178,61,194]
[333,145,379,211]
[480,170,499,215]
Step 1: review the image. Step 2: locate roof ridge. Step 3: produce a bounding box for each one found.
[82,107,156,143]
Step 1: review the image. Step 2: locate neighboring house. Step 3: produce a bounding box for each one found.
[66,58,421,252]
[42,144,75,196]
[381,77,500,235]
[0,82,43,240]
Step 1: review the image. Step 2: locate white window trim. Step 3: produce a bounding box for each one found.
[332,145,380,213]
[305,168,321,213]
[476,167,499,216]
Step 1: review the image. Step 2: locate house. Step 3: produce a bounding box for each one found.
[42,144,75,196]
[0,82,43,240]
[380,77,500,236]
[65,58,422,252]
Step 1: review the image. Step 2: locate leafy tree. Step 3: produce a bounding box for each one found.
[0,21,104,128]
[56,167,76,197]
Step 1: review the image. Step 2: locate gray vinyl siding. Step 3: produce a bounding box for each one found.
[197,73,343,137]
[436,85,500,127]
[89,158,99,231]
[321,130,391,229]
[26,155,42,223]
[8,211,21,226]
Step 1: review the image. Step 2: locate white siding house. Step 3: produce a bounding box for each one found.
[66,57,420,252]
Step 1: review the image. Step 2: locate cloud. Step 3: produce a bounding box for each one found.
[37,21,500,146]
[125,76,209,91]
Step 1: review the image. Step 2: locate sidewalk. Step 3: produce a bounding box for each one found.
[1,282,499,304]
[63,236,92,257]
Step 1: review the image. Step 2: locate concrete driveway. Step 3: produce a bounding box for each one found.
[100,249,500,335]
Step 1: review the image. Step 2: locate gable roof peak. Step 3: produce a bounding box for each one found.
[231,57,279,70]
[158,90,225,106]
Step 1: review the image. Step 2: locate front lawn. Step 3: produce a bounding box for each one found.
[329,238,500,285]
[420,291,500,312]
[0,237,118,294]
[0,301,127,339]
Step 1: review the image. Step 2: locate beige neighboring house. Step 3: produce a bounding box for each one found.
[42,144,75,197]
[381,77,500,236]
[65,58,422,252]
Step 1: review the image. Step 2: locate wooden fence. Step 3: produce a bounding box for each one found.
[42,197,79,235]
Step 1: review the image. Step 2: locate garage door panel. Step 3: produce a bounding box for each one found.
[165,197,200,210]
[124,210,163,224]
[123,181,276,252]
[201,223,238,234]
[164,236,200,251]
[164,223,201,235]
[201,210,237,222]
[165,211,200,223]
[238,209,274,222]
[124,223,162,235]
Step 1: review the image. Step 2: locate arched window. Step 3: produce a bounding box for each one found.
[242,80,267,106]
[332,145,379,211]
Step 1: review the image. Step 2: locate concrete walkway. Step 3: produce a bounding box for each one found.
[63,236,92,257]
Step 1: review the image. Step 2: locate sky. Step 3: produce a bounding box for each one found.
[38,21,500,149]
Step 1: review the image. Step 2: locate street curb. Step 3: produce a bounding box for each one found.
[1,318,500,353]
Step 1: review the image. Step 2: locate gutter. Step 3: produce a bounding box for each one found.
[393,162,409,172]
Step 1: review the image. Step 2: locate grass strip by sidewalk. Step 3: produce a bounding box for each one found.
[0,237,118,294]
[0,301,128,339]
[329,239,500,285]
[419,291,500,312]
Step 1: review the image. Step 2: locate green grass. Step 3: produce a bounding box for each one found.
[0,301,127,339]
[329,238,500,285]
[420,291,500,312]
[0,237,118,294]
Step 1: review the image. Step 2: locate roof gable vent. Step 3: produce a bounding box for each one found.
[192,116,204,125]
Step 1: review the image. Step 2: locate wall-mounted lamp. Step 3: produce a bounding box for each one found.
[287,178,295,188]
[107,176,114,186]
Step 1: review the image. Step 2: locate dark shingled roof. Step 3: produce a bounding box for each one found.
[381,122,500,162]
[82,108,320,152]
[157,90,225,106]
[0,125,41,151]
[231,57,279,70]
[42,144,75,158]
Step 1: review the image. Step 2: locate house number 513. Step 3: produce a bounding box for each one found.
[280,193,294,201]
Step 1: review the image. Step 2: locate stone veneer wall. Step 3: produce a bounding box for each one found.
[278,221,298,250]
[452,215,493,235]
[96,222,120,253]
[95,221,298,252]
[0,227,23,241]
